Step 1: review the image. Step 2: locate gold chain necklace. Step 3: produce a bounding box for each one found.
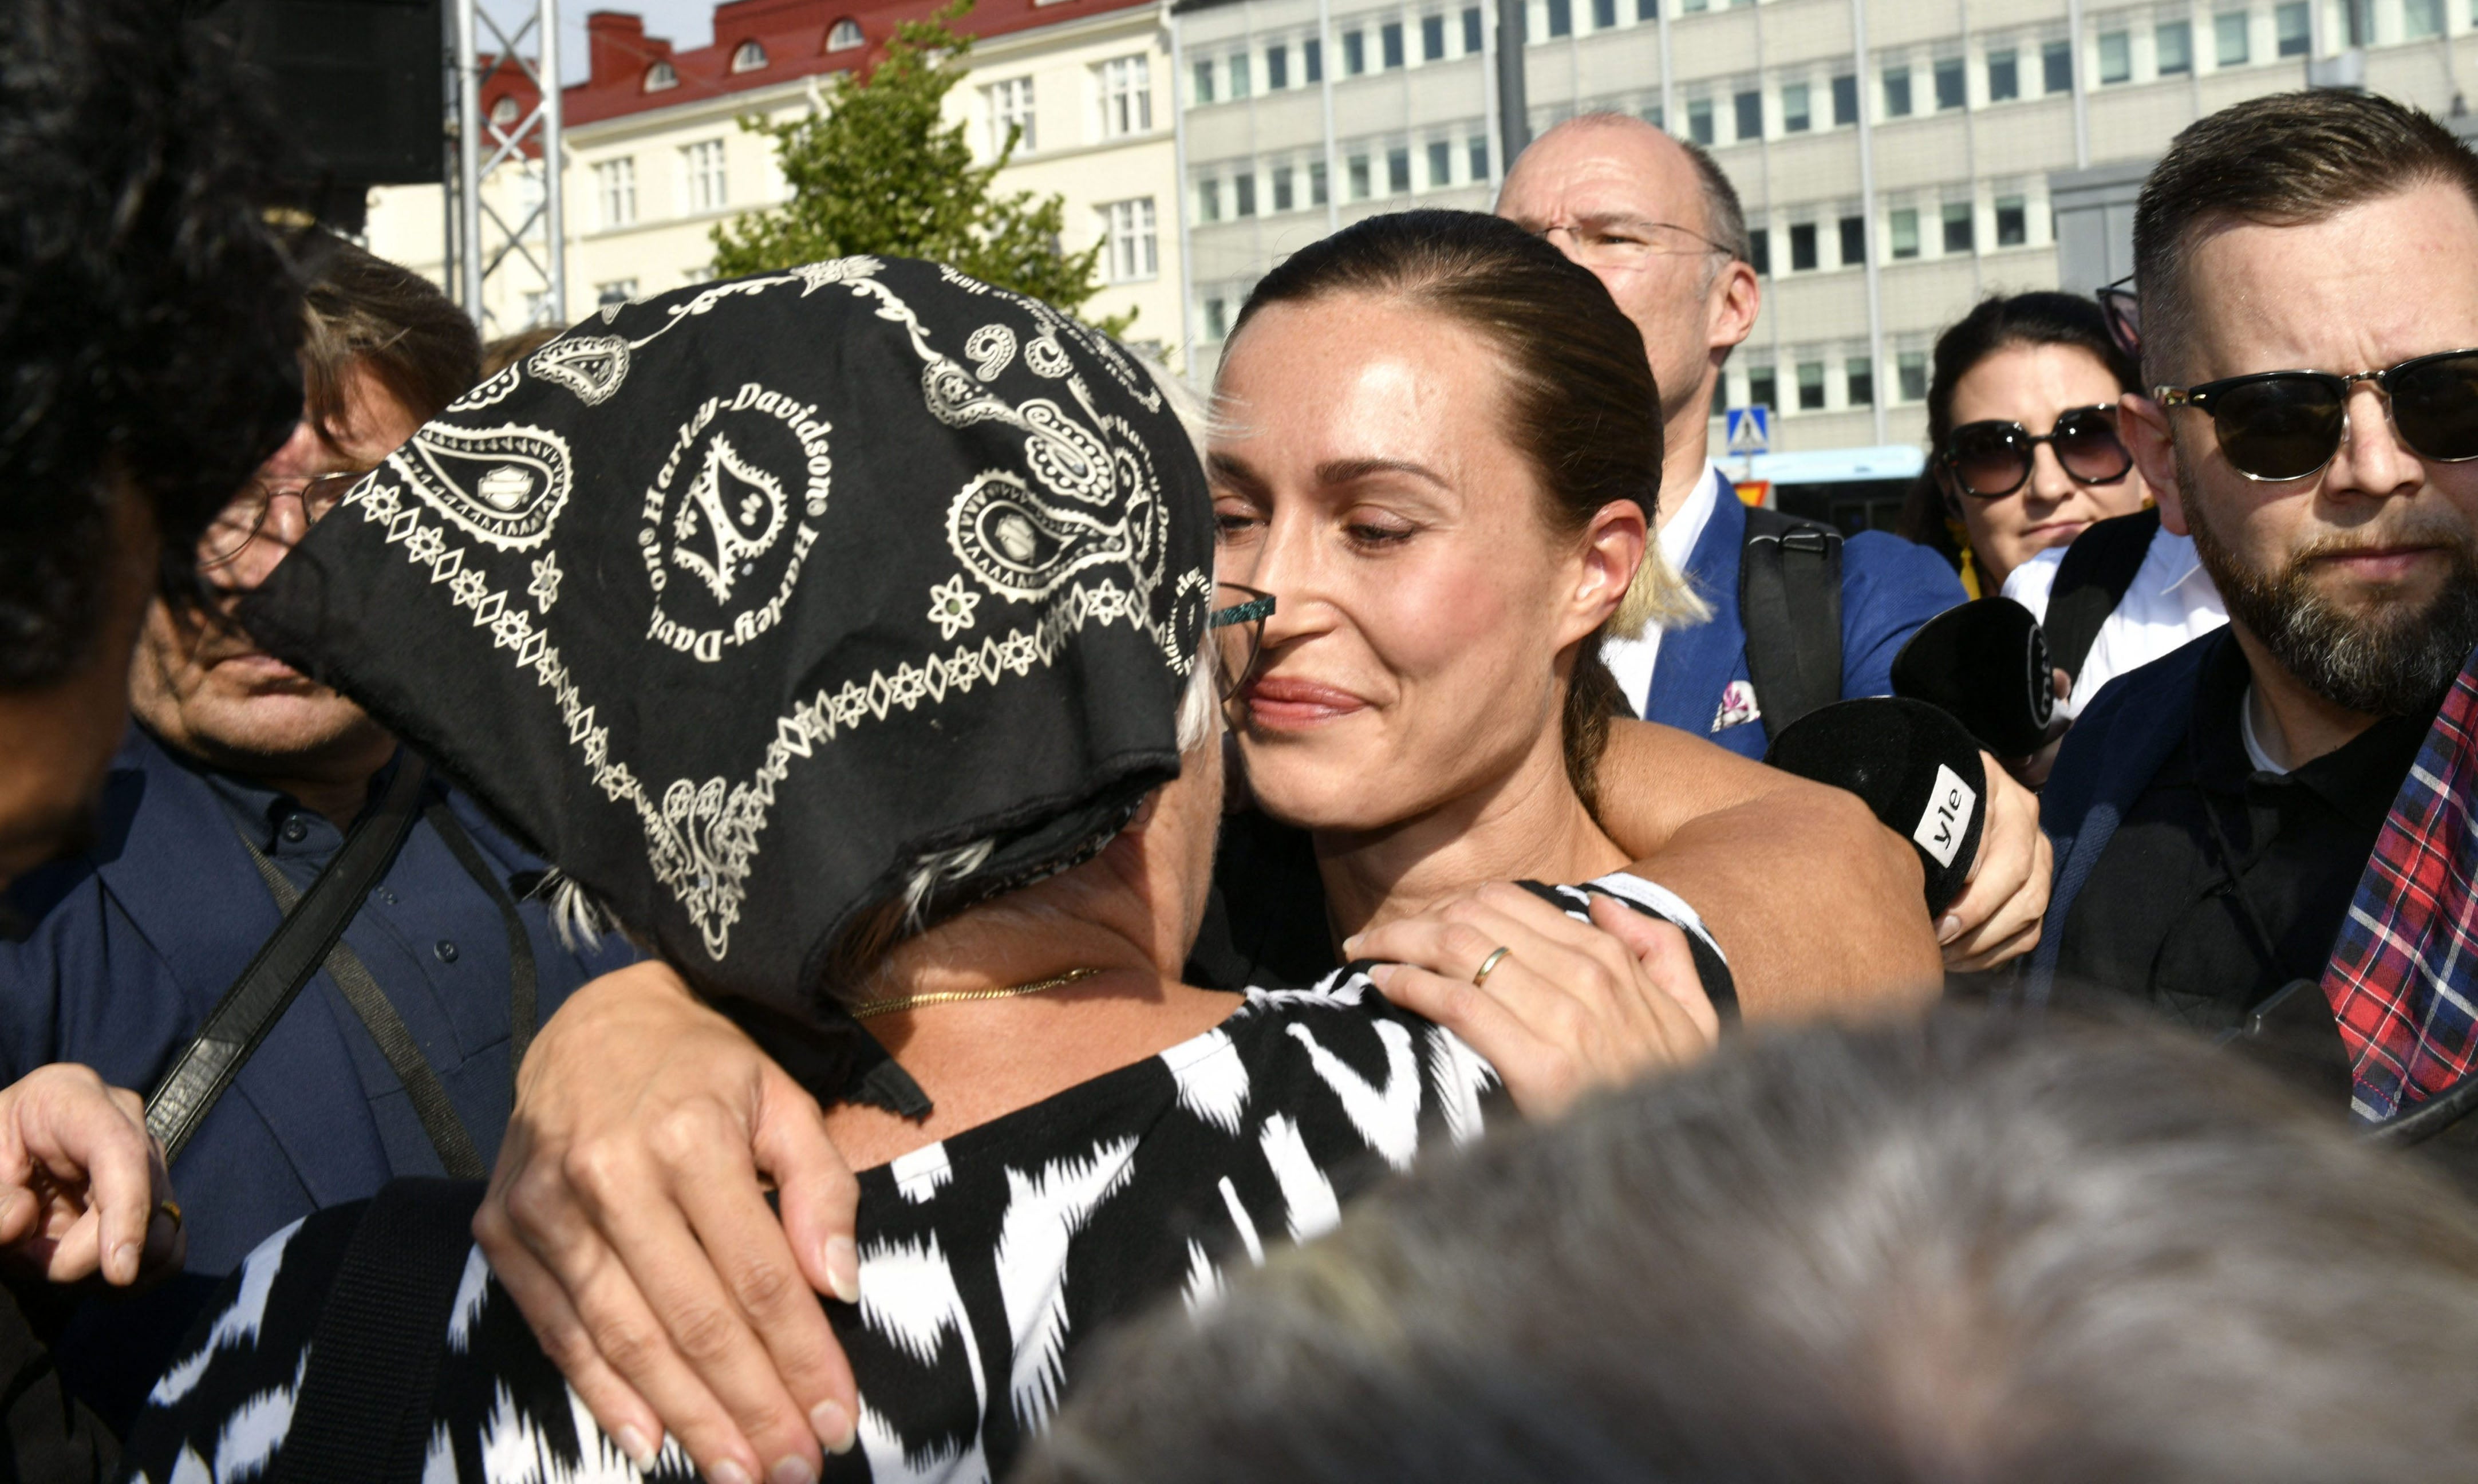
[849,966,1105,1021]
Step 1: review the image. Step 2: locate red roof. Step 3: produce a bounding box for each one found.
[532,0,1151,129]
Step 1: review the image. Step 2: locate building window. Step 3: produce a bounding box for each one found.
[2041,39,2072,92]
[2098,30,2131,84]
[1797,361,1826,411]
[1387,146,1411,192]
[1642,102,1663,129]
[1423,14,1447,59]
[1233,171,1257,216]
[1789,222,1818,271]
[1838,214,1866,265]
[826,17,863,50]
[731,38,768,72]
[2275,2,2309,54]
[1192,58,1214,103]
[1748,227,1770,275]
[1734,89,1762,140]
[1897,352,1928,402]
[1934,57,1965,109]
[594,157,636,228]
[1101,56,1152,135]
[1995,195,2028,246]
[644,59,678,90]
[1103,198,1158,281]
[1205,297,1229,341]
[2407,0,2445,38]
[1265,43,1289,88]
[1846,356,1875,406]
[2156,20,2192,74]
[1470,133,1489,179]
[1343,29,1366,74]
[1987,48,2018,100]
[984,77,1035,154]
[1348,153,1371,199]
[1593,0,1617,28]
[1748,365,1778,411]
[681,139,727,212]
[1547,0,1573,37]
[1463,6,1484,51]
[1197,177,1221,222]
[1883,65,1912,117]
[1890,207,1919,258]
[1311,160,1329,204]
[1782,82,1810,131]
[1273,165,1295,211]
[1428,139,1453,187]
[1942,200,1975,253]
[2215,11,2251,64]
[1382,21,1405,66]
[1687,97,1715,144]
[1832,73,1858,125]
[1305,37,1324,80]
[1229,52,1252,98]
[1637,0,1656,15]
[595,278,638,307]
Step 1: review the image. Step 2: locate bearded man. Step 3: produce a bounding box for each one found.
[2030,89,2478,1100]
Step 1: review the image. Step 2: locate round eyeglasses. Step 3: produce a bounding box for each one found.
[198,469,369,567]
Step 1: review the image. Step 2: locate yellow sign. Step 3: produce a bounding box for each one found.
[1734,479,1770,507]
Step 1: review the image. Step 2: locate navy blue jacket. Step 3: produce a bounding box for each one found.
[2025,627,2233,1004]
[0,726,636,1422]
[1645,474,1968,755]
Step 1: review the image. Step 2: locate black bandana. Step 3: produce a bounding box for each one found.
[244,256,1212,1032]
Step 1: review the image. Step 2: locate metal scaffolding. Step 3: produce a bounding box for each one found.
[450,0,566,333]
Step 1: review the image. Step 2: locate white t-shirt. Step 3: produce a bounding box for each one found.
[2000,524,2228,721]
[1602,459,1723,717]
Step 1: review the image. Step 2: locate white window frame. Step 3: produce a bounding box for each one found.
[1099,55,1153,137]
[594,157,637,230]
[984,76,1036,157]
[1101,197,1159,282]
[680,140,728,214]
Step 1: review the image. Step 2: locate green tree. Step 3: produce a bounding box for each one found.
[712,0,1131,334]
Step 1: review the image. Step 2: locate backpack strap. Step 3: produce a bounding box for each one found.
[1739,506,1845,742]
[2043,507,2161,683]
[270,1179,485,1484]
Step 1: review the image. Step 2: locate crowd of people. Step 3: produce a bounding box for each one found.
[6,0,2478,1477]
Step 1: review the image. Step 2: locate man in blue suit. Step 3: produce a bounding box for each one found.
[1497,115,1966,754]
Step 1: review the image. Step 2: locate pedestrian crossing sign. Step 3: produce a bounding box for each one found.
[1726,405,1771,456]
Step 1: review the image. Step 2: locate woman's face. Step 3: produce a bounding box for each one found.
[1942,342,2150,591]
[1208,293,1642,835]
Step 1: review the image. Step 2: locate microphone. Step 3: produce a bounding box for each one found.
[1889,597,2055,757]
[1765,698,1987,917]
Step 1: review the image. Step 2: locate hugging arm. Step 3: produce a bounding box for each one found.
[1591,719,1945,1017]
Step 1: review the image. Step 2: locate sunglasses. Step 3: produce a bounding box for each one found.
[1938,406,2133,499]
[1208,582,1273,706]
[2153,348,2478,482]
[2097,273,2141,361]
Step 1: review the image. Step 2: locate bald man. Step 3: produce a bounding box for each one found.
[1497,116,1964,756]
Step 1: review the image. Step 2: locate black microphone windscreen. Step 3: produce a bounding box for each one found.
[1765,697,1987,917]
[1889,597,2054,757]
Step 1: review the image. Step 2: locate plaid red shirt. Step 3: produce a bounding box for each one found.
[2323,644,2478,1123]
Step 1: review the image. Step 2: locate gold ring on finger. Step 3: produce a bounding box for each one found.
[155,1199,182,1234]
[1471,945,1513,989]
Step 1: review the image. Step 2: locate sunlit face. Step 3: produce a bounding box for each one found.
[1942,342,2148,592]
[1208,294,1642,834]
[127,362,418,784]
[2122,181,2478,713]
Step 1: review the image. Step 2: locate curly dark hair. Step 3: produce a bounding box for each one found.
[0,0,306,689]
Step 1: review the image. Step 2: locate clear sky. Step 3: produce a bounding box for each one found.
[479,0,721,86]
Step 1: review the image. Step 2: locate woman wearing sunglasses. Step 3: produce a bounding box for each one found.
[1901,293,2152,597]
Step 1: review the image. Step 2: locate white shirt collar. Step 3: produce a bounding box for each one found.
[1660,460,1724,570]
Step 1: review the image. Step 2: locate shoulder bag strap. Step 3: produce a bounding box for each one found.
[145,756,431,1165]
[269,1179,484,1484]
[1739,506,1846,742]
[2043,507,2161,682]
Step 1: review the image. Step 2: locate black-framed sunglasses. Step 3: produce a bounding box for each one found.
[2097,273,2141,361]
[1937,405,2133,499]
[199,469,368,567]
[2153,348,2478,483]
[1208,582,1273,705]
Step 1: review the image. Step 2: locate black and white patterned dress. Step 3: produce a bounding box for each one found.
[121,875,1720,1484]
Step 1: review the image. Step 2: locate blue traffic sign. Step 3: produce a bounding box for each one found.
[1726,405,1771,455]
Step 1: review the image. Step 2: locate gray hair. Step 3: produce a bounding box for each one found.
[1025,1008,2478,1484]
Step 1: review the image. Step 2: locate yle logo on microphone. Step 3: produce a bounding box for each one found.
[1912,764,1978,869]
